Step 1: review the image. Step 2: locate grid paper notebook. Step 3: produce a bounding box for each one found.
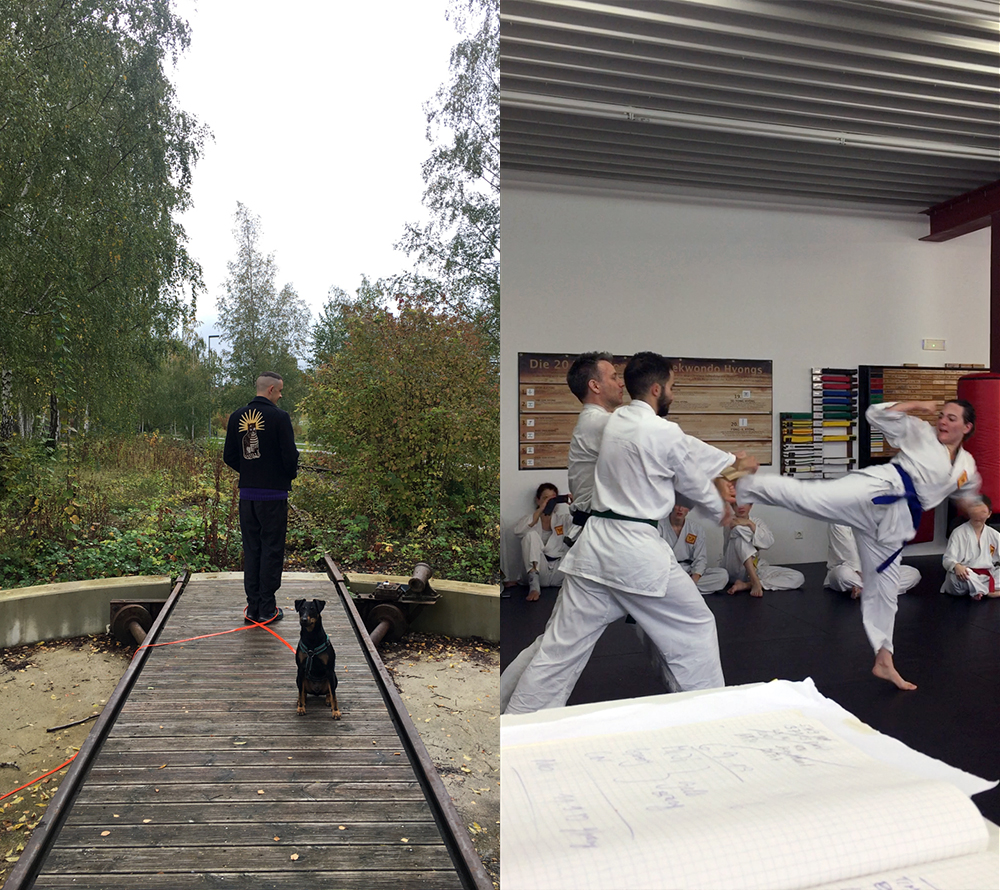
[501,708,994,890]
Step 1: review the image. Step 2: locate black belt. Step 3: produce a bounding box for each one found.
[571,510,590,527]
[590,509,658,529]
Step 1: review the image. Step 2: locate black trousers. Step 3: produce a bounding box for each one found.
[239,498,288,619]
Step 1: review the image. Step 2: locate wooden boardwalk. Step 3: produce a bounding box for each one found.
[17,571,486,889]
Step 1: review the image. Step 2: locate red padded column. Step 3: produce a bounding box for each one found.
[957,373,1000,507]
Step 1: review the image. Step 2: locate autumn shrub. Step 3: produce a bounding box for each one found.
[299,299,499,532]
[0,435,243,588]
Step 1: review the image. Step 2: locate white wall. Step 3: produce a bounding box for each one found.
[500,178,991,578]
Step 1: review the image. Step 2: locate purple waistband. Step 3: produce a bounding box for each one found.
[240,488,288,501]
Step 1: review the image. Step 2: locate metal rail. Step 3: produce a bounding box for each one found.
[5,571,190,890]
[322,555,493,890]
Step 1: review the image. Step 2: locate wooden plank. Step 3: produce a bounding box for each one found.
[91,749,412,767]
[75,782,427,803]
[519,413,576,443]
[53,821,446,845]
[85,765,421,784]
[520,443,572,469]
[41,845,459,874]
[33,870,463,889]
[64,800,440,823]
[519,383,579,413]
[674,413,772,440]
[673,384,771,414]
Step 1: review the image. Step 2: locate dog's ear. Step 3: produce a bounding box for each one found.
[294,599,305,611]
[314,599,326,613]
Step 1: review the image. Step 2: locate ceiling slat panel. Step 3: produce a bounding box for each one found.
[499,0,1000,207]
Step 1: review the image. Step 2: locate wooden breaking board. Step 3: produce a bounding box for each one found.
[518,353,773,470]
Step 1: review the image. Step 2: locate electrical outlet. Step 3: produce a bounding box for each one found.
[794,530,803,539]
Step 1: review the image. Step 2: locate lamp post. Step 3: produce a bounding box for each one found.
[208,335,220,440]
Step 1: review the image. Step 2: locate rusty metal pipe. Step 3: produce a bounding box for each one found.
[369,619,392,646]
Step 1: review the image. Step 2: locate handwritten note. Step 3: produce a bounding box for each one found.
[501,710,990,890]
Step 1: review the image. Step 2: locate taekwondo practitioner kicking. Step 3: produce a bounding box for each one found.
[501,351,624,712]
[941,495,1000,600]
[825,523,921,599]
[512,482,574,601]
[735,399,981,690]
[722,502,805,596]
[505,352,759,715]
[659,501,729,593]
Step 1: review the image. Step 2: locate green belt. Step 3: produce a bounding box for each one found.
[590,509,658,528]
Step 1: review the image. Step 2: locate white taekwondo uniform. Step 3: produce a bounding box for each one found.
[567,403,609,519]
[941,520,1000,597]
[737,402,980,655]
[659,515,728,593]
[505,400,734,714]
[501,404,612,712]
[824,523,921,594]
[721,513,805,590]
[512,502,573,589]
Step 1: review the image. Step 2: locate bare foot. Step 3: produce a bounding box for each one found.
[850,586,861,600]
[972,592,984,601]
[872,650,916,690]
[526,589,540,602]
[726,580,751,596]
[988,590,1000,598]
[750,584,763,598]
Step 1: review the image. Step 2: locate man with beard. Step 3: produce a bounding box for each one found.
[505,352,758,713]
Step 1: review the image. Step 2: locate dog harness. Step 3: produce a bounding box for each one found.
[871,465,923,573]
[297,636,331,676]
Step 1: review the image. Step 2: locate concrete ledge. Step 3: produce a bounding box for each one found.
[0,571,500,649]
[345,573,500,642]
[190,571,500,641]
[0,576,173,648]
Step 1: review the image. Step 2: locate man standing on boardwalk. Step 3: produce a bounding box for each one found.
[224,372,299,623]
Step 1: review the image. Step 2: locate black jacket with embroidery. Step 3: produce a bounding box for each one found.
[223,395,299,491]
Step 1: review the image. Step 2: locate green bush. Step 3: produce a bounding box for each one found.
[299,298,499,533]
[0,432,500,588]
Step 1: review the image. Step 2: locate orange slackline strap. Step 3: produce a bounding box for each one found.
[133,618,295,660]
[0,754,77,802]
[2,623,295,802]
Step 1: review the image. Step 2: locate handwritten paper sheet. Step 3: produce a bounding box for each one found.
[502,709,990,890]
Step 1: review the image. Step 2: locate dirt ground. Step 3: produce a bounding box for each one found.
[0,632,499,889]
[380,634,500,888]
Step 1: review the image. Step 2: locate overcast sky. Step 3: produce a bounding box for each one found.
[168,0,456,340]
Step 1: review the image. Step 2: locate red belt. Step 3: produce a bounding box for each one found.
[970,567,995,592]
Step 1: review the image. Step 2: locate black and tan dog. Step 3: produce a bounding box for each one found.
[294,598,341,719]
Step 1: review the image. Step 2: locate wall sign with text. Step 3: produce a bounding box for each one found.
[518,353,773,470]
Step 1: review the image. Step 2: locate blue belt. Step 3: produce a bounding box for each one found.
[871,465,923,573]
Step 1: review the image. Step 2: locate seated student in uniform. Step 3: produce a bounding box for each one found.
[722,502,805,597]
[941,495,1000,600]
[512,483,573,602]
[659,500,729,594]
[825,523,921,599]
